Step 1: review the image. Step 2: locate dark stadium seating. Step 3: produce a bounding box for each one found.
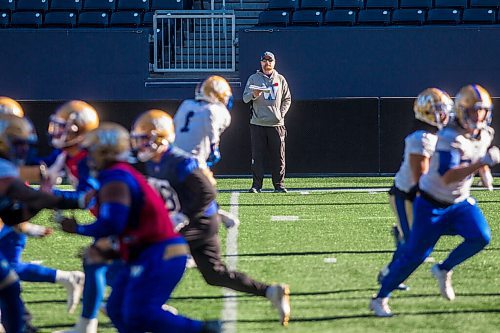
[151,0,185,10]
[300,0,331,10]
[0,11,9,26]
[434,0,467,8]
[470,0,500,7]
[391,8,426,25]
[117,0,150,11]
[110,11,142,27]
[358,9,391,25]
[268,0,299,10]
[292,9,323,24]
[258,10,291,25]
[366,0,398,9]
[400,0,432,9]
[50,0,82,11]
[324,9,357,25]
[44,11,77,27]
[427,8,462,24]
[10,11,42,26]
[142,10,153,26]
[83,0,116,11]
[462,8,496,23]
[17,0,48,12]
[333,0,363,9]
[78,11,109,27]
[0,0,15,12]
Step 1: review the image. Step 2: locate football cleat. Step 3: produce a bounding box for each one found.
[60,271,85,314]
[369,296,393,317]
[0,96,24,117]
[431,264,455,301]
[274,187,288,193]
[266,284,291,326]
[454,84,492,131]
[248,188,261,193]
[218,208,240,229]
[414,88,453,129]
[377,269,410,291]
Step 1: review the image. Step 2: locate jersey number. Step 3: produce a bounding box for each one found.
[180,111,195,133]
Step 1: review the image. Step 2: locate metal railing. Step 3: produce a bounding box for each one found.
[153,10,236,72]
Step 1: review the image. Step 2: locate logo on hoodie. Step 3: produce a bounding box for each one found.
[264,82,279,101]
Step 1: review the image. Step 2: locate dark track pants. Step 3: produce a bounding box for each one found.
[250,124,286,190]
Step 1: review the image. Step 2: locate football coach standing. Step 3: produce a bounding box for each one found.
[243,51,292,193]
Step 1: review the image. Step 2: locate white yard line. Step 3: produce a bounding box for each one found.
[222,192,239,333]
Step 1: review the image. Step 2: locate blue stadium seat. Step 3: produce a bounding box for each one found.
[83,0,116,11]
[142,10,153,26]
[11,11,42,26]
[391,8,425,25]
[434,0,467,8]
[268,0,299,10]
[301,0,331,10]
[78,11,109,26]
[0,0,15,11]
[292,9,324,24]
[151,0,185,10]
[470,0,500,7]
[333,0,363,9]
[44,11,77,27]
[117,0,150,11]
[366,0,398,9]
[324,9,356,25]
[462,8,496,23]
[358,9,391,24]
[110,11,142,26]
[427,8,461,24]
[400,0,432,9]
[50,0,82,11]
[17,0,49,12]
[258,10,291,26]
[0,11,9,26]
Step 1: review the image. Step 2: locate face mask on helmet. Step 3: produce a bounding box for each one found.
[414,88,453,129]
[454,84,492,131]
[131,110,175,162]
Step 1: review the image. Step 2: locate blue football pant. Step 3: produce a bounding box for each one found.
[0,252,25,333]
[378,196,491,298]
[106,239,203,333]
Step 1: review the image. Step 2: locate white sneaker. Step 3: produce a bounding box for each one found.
[52,317,98,333]
[266,284,290,326]
[431,264,455,301]
[63,271,85,314]
[218,209,240,229]
[369,297,393,317]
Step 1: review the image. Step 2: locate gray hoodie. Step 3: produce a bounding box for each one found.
[243,70,292,127]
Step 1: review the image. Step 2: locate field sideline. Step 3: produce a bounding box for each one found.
[21,177,500,333]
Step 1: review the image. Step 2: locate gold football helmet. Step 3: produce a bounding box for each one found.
[0,97,24,118]
[454,84,492,130]
[131,109,175,162]
[82,122,130,171]
[196,75,233,109]
[48,100,99,148]
[0,114,36,165]
[413,88,453,129]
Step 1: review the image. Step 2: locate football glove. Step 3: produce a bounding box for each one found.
[480,146,500,167]
[206,144,221,168]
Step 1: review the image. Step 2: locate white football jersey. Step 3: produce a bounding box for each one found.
[173,99,231,168]
[394,130,438,193]
[419,124,494,204]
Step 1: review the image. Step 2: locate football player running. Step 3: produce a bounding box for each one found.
[58,123,221,333]
[0,114,83,332]
[378,88,453,291]
[173,75,239,229]
[371,84,499,317]
[131,110,291,326]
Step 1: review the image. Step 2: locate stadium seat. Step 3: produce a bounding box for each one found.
[258,10,291,26]
[333,0,363,9]
[427,8,461,24]
[268,0,299,10]
[366,0,398,9]
[44,11,77,27]
[292,9,324,24]
[462,8,496,23]
[434,0,467,8]
[324,9,356,25]
[83,0,116,11]
[0,0,14,12]
[17,0,49,12]
[300,0,331,10]
[142,10,154,26]
[10,11,42,27]
[50,0,82,11]
[151,0,186,10]
[111,11,142,26]
[400,0,432,9]
[117,0,150,11]
[0,12,9,26]
[470,0,500,7]
[357,9,391,25]
[391,8,426,25]
[78,11,109,27]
